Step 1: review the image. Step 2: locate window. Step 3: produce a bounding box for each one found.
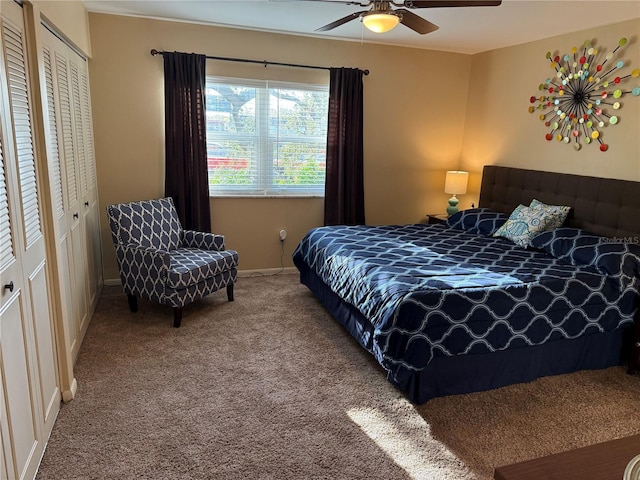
[205,76,329,196]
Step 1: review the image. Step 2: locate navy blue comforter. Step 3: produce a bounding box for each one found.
[292,223,637,384]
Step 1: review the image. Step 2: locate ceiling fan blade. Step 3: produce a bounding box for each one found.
[269,0,370,5]
[395,9,439,34]
[316,11,365,31]
[405,1,501,8]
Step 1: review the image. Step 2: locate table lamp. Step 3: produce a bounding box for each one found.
[444,171,469,216]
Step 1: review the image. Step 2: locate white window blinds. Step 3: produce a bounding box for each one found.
[206,77,329,197]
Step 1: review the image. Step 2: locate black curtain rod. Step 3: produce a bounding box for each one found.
[150,49,369,76]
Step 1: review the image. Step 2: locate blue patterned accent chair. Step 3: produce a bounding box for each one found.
[106,197,239,327]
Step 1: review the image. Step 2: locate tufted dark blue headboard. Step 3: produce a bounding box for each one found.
[478,165,640,240]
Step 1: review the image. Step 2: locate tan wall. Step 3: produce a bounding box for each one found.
[88,13,472,281]
[90,13,639,282]
[461,18,640,205]
[33,0,91,56]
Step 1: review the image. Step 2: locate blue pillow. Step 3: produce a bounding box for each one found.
[531,228,640,285]
[445,208,508,236]
[530,228,601,259]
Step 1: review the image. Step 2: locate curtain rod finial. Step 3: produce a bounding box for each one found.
[150,49,160,56]
[363,69,369,76]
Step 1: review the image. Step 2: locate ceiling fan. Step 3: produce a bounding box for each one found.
[283,0,502,35]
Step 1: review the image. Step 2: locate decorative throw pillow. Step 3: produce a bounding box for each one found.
[493,203,562,248]
[493,199,572,248]
[445,208,508,236]
[529,199,571,229]
[492,205,534,247]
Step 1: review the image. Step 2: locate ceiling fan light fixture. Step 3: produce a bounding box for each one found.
[361,12,400,33]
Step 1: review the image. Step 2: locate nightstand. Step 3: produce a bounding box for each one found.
[427,214,448,225]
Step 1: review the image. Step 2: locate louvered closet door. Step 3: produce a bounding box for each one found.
[41,25,102,360]
[0,97,29,480]
[78,63,101,309]
[70,56,100,314]
[0,2,59,479]
[41,28,82,356]
[41,41,70,322]
[57,49,89,345]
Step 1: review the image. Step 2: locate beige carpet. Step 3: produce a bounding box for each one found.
[36,273,640,479]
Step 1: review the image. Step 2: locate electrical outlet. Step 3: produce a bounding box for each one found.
[279,229,287,241]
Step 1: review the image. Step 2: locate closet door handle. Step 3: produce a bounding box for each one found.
[73,212,79,219]
[84,201,89,207]
[4,281,13,293]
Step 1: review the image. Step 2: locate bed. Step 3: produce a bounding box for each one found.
[293,165,640,404]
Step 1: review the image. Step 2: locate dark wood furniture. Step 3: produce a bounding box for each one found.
[629,316,640,374]
[494,434,640,480]
[426,213,448,224]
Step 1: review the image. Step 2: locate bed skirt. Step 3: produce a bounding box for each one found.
[297,262,629,404]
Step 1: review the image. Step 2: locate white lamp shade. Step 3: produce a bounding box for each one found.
[361,13,400,33]
[444,171,469,195]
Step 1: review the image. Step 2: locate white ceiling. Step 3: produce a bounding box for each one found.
[82,0,640,54]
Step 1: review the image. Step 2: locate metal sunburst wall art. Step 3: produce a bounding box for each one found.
[528,37,640,152]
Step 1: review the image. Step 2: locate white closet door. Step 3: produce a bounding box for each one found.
[41,36,76,352]
[68,56,92,334]
[0,100,37,480]
[2,4,59,432]
[0,3,59,478]
[45,31,83,355]
[78,62,100,310]
[0,17,18,478]
[41,24,102,360]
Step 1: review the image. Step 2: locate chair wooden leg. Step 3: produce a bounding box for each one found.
[127,294,138,312]
[173,307,183,328]
[227,283,234,302]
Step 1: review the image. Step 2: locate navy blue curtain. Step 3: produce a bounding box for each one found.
[163,51,211,232]
[323,68,365,226]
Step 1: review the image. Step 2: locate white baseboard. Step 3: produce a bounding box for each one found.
[62,377,78,403]
[103,267,298,287]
